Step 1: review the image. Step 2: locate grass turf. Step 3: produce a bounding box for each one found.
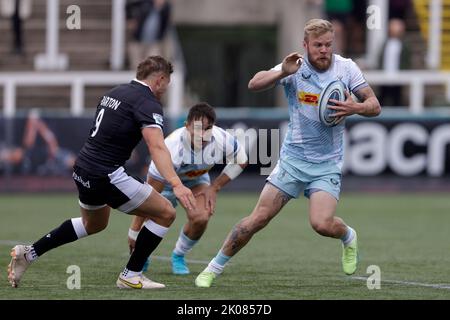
[0,192,449,300]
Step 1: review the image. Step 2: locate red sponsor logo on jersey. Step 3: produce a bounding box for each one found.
[298,91,319,106]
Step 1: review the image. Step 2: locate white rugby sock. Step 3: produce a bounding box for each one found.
[121,268,141,279]
[26,246,38,262]
[173,230,198,256]
[144,219,169,238]
[71,217,88,239]
[341,226,356,246]
[205,250,230,275]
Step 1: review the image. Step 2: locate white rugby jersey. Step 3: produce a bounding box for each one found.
[273,54,368,167]
[148,126,243,182]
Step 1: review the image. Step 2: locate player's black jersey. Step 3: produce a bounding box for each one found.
[75,80,164,175]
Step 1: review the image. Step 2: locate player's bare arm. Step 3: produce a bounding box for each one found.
[353,86,381,117]
[248,52,302,92]
[142,127,197,211]
[328,86,381,118]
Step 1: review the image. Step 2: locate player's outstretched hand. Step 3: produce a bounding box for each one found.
[174,184,197,212]
[282,52,303,75]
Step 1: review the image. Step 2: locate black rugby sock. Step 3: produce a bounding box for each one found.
[33,219,80,256]
[126,226,163,272]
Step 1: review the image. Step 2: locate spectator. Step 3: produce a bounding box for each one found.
[347,0,367,56]
[377,18,411,107]
[389,0,411,21]
[324,0,353,55]
[0,0,32,55]
[0,109,75,176]
[126,0,172,70]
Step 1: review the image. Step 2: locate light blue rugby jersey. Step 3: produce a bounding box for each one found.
[273,54,368,168]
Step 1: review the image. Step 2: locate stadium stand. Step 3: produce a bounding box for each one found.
[0,0,113,110]
[0,0,449,194]
[414,0,450,70]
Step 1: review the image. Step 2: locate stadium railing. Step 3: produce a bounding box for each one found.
[0,70,450,117]
[0,70,184,119]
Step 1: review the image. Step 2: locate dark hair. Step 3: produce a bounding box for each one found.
[136,55,173,80]
[186,102,216,125]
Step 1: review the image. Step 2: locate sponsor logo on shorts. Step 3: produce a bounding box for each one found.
[72,172,91,188]
[279,168,286,179]
[330,178,339,186]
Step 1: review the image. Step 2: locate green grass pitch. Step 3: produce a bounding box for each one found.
[1,192,449,300]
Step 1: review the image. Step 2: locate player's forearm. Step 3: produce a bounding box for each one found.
[357,97,381,117]
[353,86,381,117]
[130,215,146,231]
[149,144,182,188]
[214,162,247,191]
[248,70,287,92]
[211,173,231,192]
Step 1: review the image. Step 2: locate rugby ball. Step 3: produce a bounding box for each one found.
[318,80,347,127]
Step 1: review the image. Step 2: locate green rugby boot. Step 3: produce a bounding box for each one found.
[195,269,216,288]
[342,231,359,275]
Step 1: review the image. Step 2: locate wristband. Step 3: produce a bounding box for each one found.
[128,228,139,241]
[222,163,244,180]
[222,147,247,180]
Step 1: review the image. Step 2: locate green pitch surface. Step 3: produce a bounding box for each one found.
[1,193,449,300]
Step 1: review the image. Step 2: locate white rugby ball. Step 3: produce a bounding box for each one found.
[318,80,347,127]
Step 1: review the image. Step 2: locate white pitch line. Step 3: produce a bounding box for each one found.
[351,276,450,290]
[0,240,29,246]
[152,255,213,265]
[121,253,215,265]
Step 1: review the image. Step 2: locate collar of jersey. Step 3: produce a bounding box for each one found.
[132,78,155,94]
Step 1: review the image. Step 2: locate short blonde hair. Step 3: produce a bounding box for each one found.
[304,19,334,41]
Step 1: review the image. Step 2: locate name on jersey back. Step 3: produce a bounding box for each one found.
[100,96,121,110]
